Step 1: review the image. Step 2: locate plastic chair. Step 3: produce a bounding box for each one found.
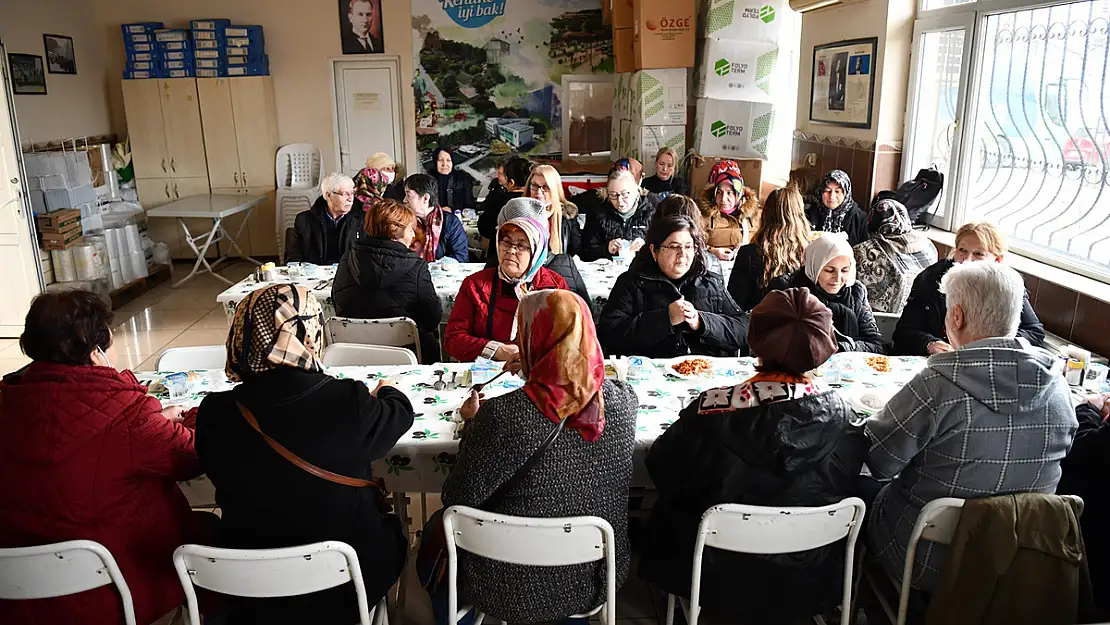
[321,343,418,367]
[873,312,900,346]
[156,346,227,371]
[325,317,423,362]
[0,540,137,625]
[276,143,323,261]
[442,506,617,625]
[173,542,387,625]
[666,498,866,625]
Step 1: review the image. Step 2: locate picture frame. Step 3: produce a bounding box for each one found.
[8,54,47,95]
[339,0,384,55]
[43,34,77,75]
[809,37,877,129]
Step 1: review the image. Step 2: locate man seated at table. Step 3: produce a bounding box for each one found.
[288,172,364,265]
[864,261,1077,593]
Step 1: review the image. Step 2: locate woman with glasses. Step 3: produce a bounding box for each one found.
[582,169,657,261]
[698,160,761,262]
[526,164,581,257]
[598,214,749,358]
[444,211,569,363]
[287,172,365,265]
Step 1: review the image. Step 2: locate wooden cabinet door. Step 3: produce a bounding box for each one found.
[137,177,183,257]
[160,79,209,180]
[230,77,278,189]
[122,80,170,180]
[243,186,278,258]
[172,176,218,259]
[135,177,173,208]
[197,78,242,190]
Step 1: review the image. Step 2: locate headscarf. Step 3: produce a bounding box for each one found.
[429,146,456,207]
[818,170,859,233]
[804,233,856,288]
[867,198,913,238]
[496,216,549,300]
[748,288,837,376]
[517,289,606,442]
[353,167,389,205]
[365,152,395,172]
[412,206,444,263]
[611,158,632,173]
[707,160,745,215]
[226,284,324,382]
[496,197,548,229]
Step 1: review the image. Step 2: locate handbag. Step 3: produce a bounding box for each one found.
[238,402,392,514]
[415,414,570,595]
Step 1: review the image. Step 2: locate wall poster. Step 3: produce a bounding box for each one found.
[411,0,612,185]
[810,37,877,129]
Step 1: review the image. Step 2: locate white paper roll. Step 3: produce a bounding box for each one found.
[112,227,130,258]
[124,224,142,251]
[104,228,120,259]
[51,249,77,282]
[129,250,148,279]
[72,245,98,281]
[109,270,124,290]
[120,255,136,284]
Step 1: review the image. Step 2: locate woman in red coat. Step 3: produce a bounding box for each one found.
[0,291,214,625]
[445,213,567,362]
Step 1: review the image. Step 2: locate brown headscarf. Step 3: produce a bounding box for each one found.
[748,287,837,376]
[226,284,325,382]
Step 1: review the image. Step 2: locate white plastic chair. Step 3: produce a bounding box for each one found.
[442,506,617,625]
[325,317,423,362]
[276,143,323,261]
[0,540,137,625]
[156,346,227,371]
[321,343,418,367]
[173,542,387,625]
[666,498,867,625]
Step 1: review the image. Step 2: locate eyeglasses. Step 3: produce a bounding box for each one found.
[529,183,551,194]
[331,190,355,199]
[498,239,531,255]
[660,243,696,254]
[608,190,637,202]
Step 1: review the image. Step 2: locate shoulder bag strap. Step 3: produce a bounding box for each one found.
[483,415,570,507]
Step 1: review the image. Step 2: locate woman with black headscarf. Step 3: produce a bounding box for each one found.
[853,198,938,313]
[428,146,476,212]
[805,170,868,245]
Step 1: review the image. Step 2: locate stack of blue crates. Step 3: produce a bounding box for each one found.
[223,25,269,76]
[122,22,164,79]
[191,19,230,76]
[122,19,269,79]
[154,29,194,77]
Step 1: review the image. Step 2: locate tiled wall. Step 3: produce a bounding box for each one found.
[791,131,902,206]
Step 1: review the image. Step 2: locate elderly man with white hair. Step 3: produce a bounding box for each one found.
[287,172,363,265]
[864,261,1077,592]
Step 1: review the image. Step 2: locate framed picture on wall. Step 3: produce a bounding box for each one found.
[43,34,77,74]
[8,54,47,95]
[810,37,877,128]
[339,0,384,54]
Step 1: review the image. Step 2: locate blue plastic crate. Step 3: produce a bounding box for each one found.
[159,59,195,71]
[123,69,161,79]
[126,60,156,71]
[226,44,264,57]
[160,50,193,62]
[193,39,225,50]
[163,68,195,78]
[125,32,154,45]
[221,25,263,39]
[191,19,231,31]
[195,68,227,78]
[126,42,155,53]
[192,29,226,42]
[193,49,226,60]
[124,51,158,63]
[121,22,164,36]
[156,40,192,51]
[225,59,269,76]
[226,54,265,66]
[194,58,225,70]
[154,29,190,42]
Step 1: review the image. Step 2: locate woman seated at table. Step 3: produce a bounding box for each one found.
[428,146,477,212]
[528,164,582,257]
[478,156,531,250]
[333,198,443,363]
[632,194,721,275]
[805,170,868,245]
[404,173,470,263]
[773,235,885,353]
[892,220,1044,356]
[642,147,688,198]
[0,291,216,625]
[440,289,637,625]
[366,152,405,201]
[288,172,364,265]
[444,215,568,363]
[581,169,656,261]
[599,214,749,358]
[698,159,761,261]
[640,288,867,625]
[195,284,413,625]
[728,186,811,311]
[353,154,400,211]
[853,198,938,314]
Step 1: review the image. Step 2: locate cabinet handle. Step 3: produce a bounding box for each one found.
[164,182,170,198]
[161,158,167,173]
[171,158,176,173]
[242,172,247,186]
[234,172,239,185]
[174,183,180,199]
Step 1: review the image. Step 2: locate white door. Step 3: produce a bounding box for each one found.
[331,57,404,176]
[0,45,43,337]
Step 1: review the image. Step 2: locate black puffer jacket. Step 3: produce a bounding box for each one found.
[581,196,656,261]
[771,270,886,353]
[640,389,867,623]
[332,237,443,363]
[892,259,1045,355]
[641,174,689,198]
[598,258,749,358]
[287,197,365,265]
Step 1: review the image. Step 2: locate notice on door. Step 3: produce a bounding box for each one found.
[353,92,381,111]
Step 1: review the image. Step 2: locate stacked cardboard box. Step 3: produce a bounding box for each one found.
[37,208,84,251]
[611,69,689,175]
[612,0,696,72]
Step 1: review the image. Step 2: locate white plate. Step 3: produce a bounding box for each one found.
[664,357,717,380]
[845,386,896,415]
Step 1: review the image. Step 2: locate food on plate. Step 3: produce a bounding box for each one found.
[865,355,892,373]
[672,358,712,376]
[859,392,886,411]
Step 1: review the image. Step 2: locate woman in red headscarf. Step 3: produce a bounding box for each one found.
[438,289,638,625]
[698,159,761,261]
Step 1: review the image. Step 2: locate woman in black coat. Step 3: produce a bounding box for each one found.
[333,199,443,363]
[581,169,656,261]
[429,146,476,212]
[195,284,413,625]
[640,288,867,625]
[479,156,531,256]
[805,170,868,245]
[598,214,749,358]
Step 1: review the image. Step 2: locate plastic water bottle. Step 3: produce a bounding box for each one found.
[825,359,842,385]
[628,356,647,381]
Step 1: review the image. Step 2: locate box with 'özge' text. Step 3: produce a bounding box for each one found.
[632,0,696,69]
[693,98,777,160]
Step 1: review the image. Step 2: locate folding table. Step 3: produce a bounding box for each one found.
[145,194,265,287]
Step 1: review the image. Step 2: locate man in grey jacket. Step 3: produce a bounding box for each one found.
[864,261,1077,591]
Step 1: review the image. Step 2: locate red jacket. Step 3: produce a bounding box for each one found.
[0,362,207,625]
[444,267,568,361]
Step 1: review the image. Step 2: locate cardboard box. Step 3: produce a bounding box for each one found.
[692,98,777,160]
[695,38,780,102]
[613,0,634,29]
[689,155,763,194]
[633,0,696,69]
[602,0,612,25]
[615,69,688,126]
[37,208,82,232]
[613,121,687,168]
[614,28,635,73]
[42,229,84,251]
[700,0,784,44]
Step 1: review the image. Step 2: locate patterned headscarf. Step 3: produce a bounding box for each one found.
[707,160,745,215]
[818,170,859,233]
[353,167,389,205]
[867,198,913,238]
[226,284,325,382]
[517,289,606,442]
[413,207,445,263]
[496,216,549,300]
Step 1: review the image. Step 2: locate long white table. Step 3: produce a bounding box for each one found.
[146,194,265,287]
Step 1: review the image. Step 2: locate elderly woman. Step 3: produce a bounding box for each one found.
[698,159,760,261]
[728,186,812,311]
[288,172,364,265]
[853,198,938,313]
[366,152,404,201]
[599,214,748,358]
[805,170,868,245]
[428,146,476,212]
[641,288,867,624]
[440,289,637,624]
[0,291,215,625]
[642,147,688,198]
[196,284,413,625]
[444,214,568,362]
[404,173,470,263]
[774,235,885,353]
[333,199,443,363]
[893,221,1044,355]
[581,169,656,261]
[865,261,1077,593]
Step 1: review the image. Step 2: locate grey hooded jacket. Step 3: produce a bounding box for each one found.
[864,337,1077,591]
